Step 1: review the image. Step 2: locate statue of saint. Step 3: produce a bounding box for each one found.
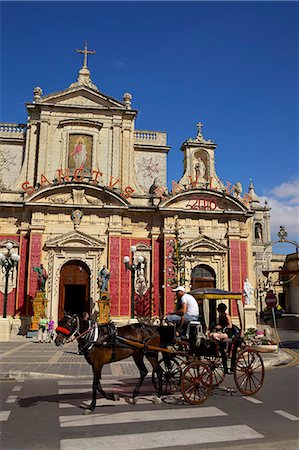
[243,278,254,305]
[194,157,206,179]
[98,265,110,292]
[234,182,243,198]
[33,264,48,292]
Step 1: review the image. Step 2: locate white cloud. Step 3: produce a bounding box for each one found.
[261,178,299,240]
[269,178,299,199]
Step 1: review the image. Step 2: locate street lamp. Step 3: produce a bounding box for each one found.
[0,242,20,318]
[123,246,144,319]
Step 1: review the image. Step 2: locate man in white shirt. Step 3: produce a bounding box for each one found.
[166,286,199,326]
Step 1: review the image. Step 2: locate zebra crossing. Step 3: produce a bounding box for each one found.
[1,377,299,449]
[57,378,264,449]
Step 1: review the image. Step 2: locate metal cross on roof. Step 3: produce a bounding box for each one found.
[76,43,96,68]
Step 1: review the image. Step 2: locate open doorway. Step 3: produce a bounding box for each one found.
[58,261,90,320]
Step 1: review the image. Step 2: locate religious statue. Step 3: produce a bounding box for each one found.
[98,265,110,292]
[255,223,262,240]
[243,278,254,305]
[33,264,48,292]
[194,157,206,179]
[234,182,243,198]
[135,260,148,296]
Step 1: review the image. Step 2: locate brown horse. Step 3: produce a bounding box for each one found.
[55,315,163,413]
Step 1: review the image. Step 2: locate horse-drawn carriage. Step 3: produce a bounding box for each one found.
[55,288,264,412]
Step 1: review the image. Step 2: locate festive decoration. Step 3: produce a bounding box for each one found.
[167,215,186,288]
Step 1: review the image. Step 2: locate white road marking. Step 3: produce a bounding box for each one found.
[243,396,263,404]
[58,379,124,386]
[0,411,11,421]
[12,386,22,392]
[58,388,91,395]
[59,396,158,408]
[6,395,17,404]
[60,407,227,427]
[274,410,299,421]
[60,425,263,449]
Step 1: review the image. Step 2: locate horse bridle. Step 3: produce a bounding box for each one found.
[56,315,80,342]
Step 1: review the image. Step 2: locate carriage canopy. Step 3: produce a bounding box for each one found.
[190,288,244,332]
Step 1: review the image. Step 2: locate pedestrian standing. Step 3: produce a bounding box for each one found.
[47,316,55,342]
[37,315,48,343]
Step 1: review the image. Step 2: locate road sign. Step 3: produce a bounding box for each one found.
[265,292,277,308]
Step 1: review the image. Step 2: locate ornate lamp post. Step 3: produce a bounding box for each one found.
[123,246,144,319]
[0,242,20,318]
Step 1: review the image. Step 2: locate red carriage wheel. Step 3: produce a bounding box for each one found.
[180,361,213,405]
[203,356,225,386]
[152,357,182,394]
[234,348,264,395]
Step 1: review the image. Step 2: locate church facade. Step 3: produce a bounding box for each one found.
[0,49,272,329]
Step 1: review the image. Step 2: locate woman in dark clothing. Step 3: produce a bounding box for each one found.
[209,303,233,340]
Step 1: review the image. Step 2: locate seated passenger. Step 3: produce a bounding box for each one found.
[165,286,199,328]
[209,303,232,341]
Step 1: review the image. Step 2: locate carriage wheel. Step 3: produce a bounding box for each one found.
[203,357,225,386]
[180,361,213,405]
[152,357,182,394]
[234,348,264,395]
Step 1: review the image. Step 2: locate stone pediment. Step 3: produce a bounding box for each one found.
[182,235,228,254]
[40,86,127,110]
[25,184,129,208]
[45,230,105,250]
[159,189,249,213]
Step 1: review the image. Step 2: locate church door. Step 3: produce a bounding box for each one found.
[58,261,90,320]
[191,264,216,290]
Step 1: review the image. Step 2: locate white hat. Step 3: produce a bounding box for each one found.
[172,286,185,292]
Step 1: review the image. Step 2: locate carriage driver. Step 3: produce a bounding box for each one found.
[165,286,199,327]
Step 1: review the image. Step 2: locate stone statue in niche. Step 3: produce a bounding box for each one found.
[255,223,263,241]
[194,157,206,180]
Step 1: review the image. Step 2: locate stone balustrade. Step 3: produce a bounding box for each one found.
[134,130,167,146]
[0,123,26,136]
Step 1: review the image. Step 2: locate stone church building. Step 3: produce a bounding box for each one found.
[0,48,272,330]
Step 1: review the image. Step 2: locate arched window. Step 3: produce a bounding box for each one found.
[191,264,216,290]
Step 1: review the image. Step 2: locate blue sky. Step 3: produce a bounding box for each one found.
[1,1,298,242]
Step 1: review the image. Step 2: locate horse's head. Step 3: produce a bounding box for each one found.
[55,314,78,346]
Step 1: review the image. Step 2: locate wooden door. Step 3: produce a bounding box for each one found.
[58,261,90,320]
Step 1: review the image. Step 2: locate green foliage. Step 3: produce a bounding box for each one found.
[167,217,186,287]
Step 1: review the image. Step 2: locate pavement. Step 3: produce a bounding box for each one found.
[0,316,298,380]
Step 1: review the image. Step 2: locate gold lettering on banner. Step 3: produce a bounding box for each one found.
[121,186,135,198]
[171,181,184,195]
[188,175,199,188]
[22,181,35,195]
[57,169,70,183]
[21,168,252,205]
[91,170,103,184]
[109,176,120,189]
[40,174,51,186]
[74,168,84,181]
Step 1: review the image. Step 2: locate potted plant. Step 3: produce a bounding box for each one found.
[244,327,278,352]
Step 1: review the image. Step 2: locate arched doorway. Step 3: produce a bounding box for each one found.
[58,261,90,320]
[191,264,216,290]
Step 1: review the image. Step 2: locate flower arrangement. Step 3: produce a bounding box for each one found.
[244,327,274,346]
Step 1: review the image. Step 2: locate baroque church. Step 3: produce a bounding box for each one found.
[0,46,272,331]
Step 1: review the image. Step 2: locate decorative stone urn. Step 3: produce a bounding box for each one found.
[30,291,48,331]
